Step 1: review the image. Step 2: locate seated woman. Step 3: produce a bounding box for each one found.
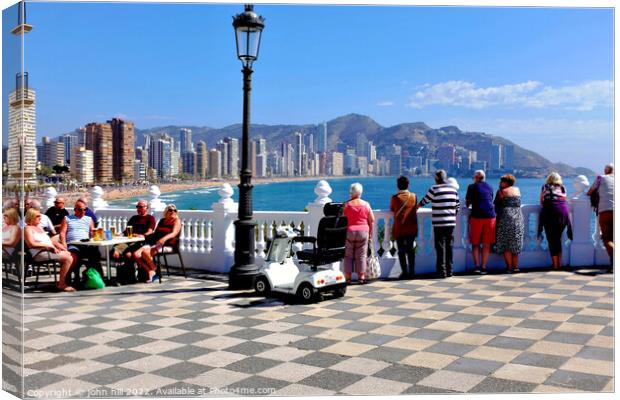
[24,209,75,292]
[133,204,181,283]
[3,208,21,258]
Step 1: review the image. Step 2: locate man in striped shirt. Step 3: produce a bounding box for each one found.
[417,170,461,278]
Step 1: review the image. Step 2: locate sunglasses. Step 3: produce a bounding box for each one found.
[166,208,177,212]
[136,205,147,208]
[74,208,86,211]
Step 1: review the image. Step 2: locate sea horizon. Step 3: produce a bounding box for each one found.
[107,175,596,212]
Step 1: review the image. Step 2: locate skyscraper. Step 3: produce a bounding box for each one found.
[61,133,78,166]
[84,122,113,183]
[490,144,502,171]
[109,117,135,183]
[332,152,344,176]
[504,144,515,171]
[70,147,94,184]
[7,73,37,185]
[208,148,221,178]
[196,141,208,179]
[224,137,238,177]
[294,132,303,176]
[7,3,36,186]
[179,128,193,154]
[216,140,229,177]
[316,122,327,154]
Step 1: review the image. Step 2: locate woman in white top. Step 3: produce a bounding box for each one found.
[2,208,21,257]
[24,209,75,292]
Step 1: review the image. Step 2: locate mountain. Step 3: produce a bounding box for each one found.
[131,114,593,177]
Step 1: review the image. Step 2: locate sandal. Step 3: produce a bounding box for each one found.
[57,285,76,292]
[358,279,367,285]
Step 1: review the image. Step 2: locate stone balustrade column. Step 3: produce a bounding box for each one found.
[90,185,108,211]
[569,175,595,266]
[44,186,57,209]
[210,183,238,272]
[305,180,333,236]
[148,185,166,212]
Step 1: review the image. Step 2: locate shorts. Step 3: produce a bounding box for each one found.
[469,217,496,245]
[30,250,60,262]
[599,210,613,243]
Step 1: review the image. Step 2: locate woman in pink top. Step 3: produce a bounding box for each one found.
[343,183,375,284]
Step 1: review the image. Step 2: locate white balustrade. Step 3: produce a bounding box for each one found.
[89,176,609,274]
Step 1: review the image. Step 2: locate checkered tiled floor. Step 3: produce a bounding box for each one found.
[2,269,615,397]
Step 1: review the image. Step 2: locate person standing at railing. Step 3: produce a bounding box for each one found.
[343,183,375,284]
[417,170,460,278]
[465,170,496,275]
[390,176,418,280]
[538,172,572,270]
[588,163,614,273]
[494,174,524,273]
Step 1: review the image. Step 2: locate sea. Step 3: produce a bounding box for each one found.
[107,176,593,211]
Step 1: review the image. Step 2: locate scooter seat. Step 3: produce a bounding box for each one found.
[296,247,345,265]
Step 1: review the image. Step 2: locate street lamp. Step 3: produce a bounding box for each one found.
[229,4,265,290]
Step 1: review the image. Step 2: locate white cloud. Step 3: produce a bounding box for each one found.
[377,101,395,107]
[408,80,612,111]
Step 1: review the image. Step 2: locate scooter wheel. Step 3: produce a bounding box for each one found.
[333,287,346,298]
[254,276,271,296]
[297,283,318,303]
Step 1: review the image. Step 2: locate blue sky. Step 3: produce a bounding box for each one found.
[2,1,614,171]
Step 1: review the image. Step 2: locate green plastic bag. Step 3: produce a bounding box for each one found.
[84,268,105,290]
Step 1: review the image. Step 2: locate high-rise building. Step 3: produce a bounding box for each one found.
[256,153,267,177]
[216,140,229,176]
[305,133,314,156]
[183,150,197,176]
[179,128,193,154]
[293,132,303,176]
[332,152,344,176]
[7,73,37,185]
[368,141,376,162]
[316,122,327,154]
[196,141,208,179]
[503,144,515,171]
[356,133,368,158]
[208,148,221,178]
[224,137,238,177]
[84,122,113,183]
[70,147,94,184]
[61,133,78,166]
[490,144,502,171]
[154,138,172,181]
[133,160,146,182]
[109,118,135,183]
[437,145,456,171]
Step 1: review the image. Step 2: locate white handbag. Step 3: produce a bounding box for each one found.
[366,246,381,280]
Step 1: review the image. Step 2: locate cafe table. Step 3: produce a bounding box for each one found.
[69,236,145,281]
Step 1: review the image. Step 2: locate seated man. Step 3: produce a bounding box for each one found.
[112,200,156,284]
[58,200,101,285]
[45,196,69,235]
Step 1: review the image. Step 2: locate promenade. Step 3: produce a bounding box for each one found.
[3,268,613,397]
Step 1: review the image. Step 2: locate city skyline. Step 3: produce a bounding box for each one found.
[1,1,614,172]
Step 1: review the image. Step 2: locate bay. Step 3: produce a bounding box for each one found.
[107,176,591,211]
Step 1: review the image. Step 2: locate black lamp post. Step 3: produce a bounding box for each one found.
[229,4,265,290]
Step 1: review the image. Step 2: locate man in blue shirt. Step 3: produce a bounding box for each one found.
[465,170,496,274]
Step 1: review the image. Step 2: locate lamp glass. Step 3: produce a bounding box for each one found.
[235,26,262,65]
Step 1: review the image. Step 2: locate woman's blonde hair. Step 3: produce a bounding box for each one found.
[349,183,363,198]
[3,208,19,225]
[546,172,562,185]
[25,208,40,225]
